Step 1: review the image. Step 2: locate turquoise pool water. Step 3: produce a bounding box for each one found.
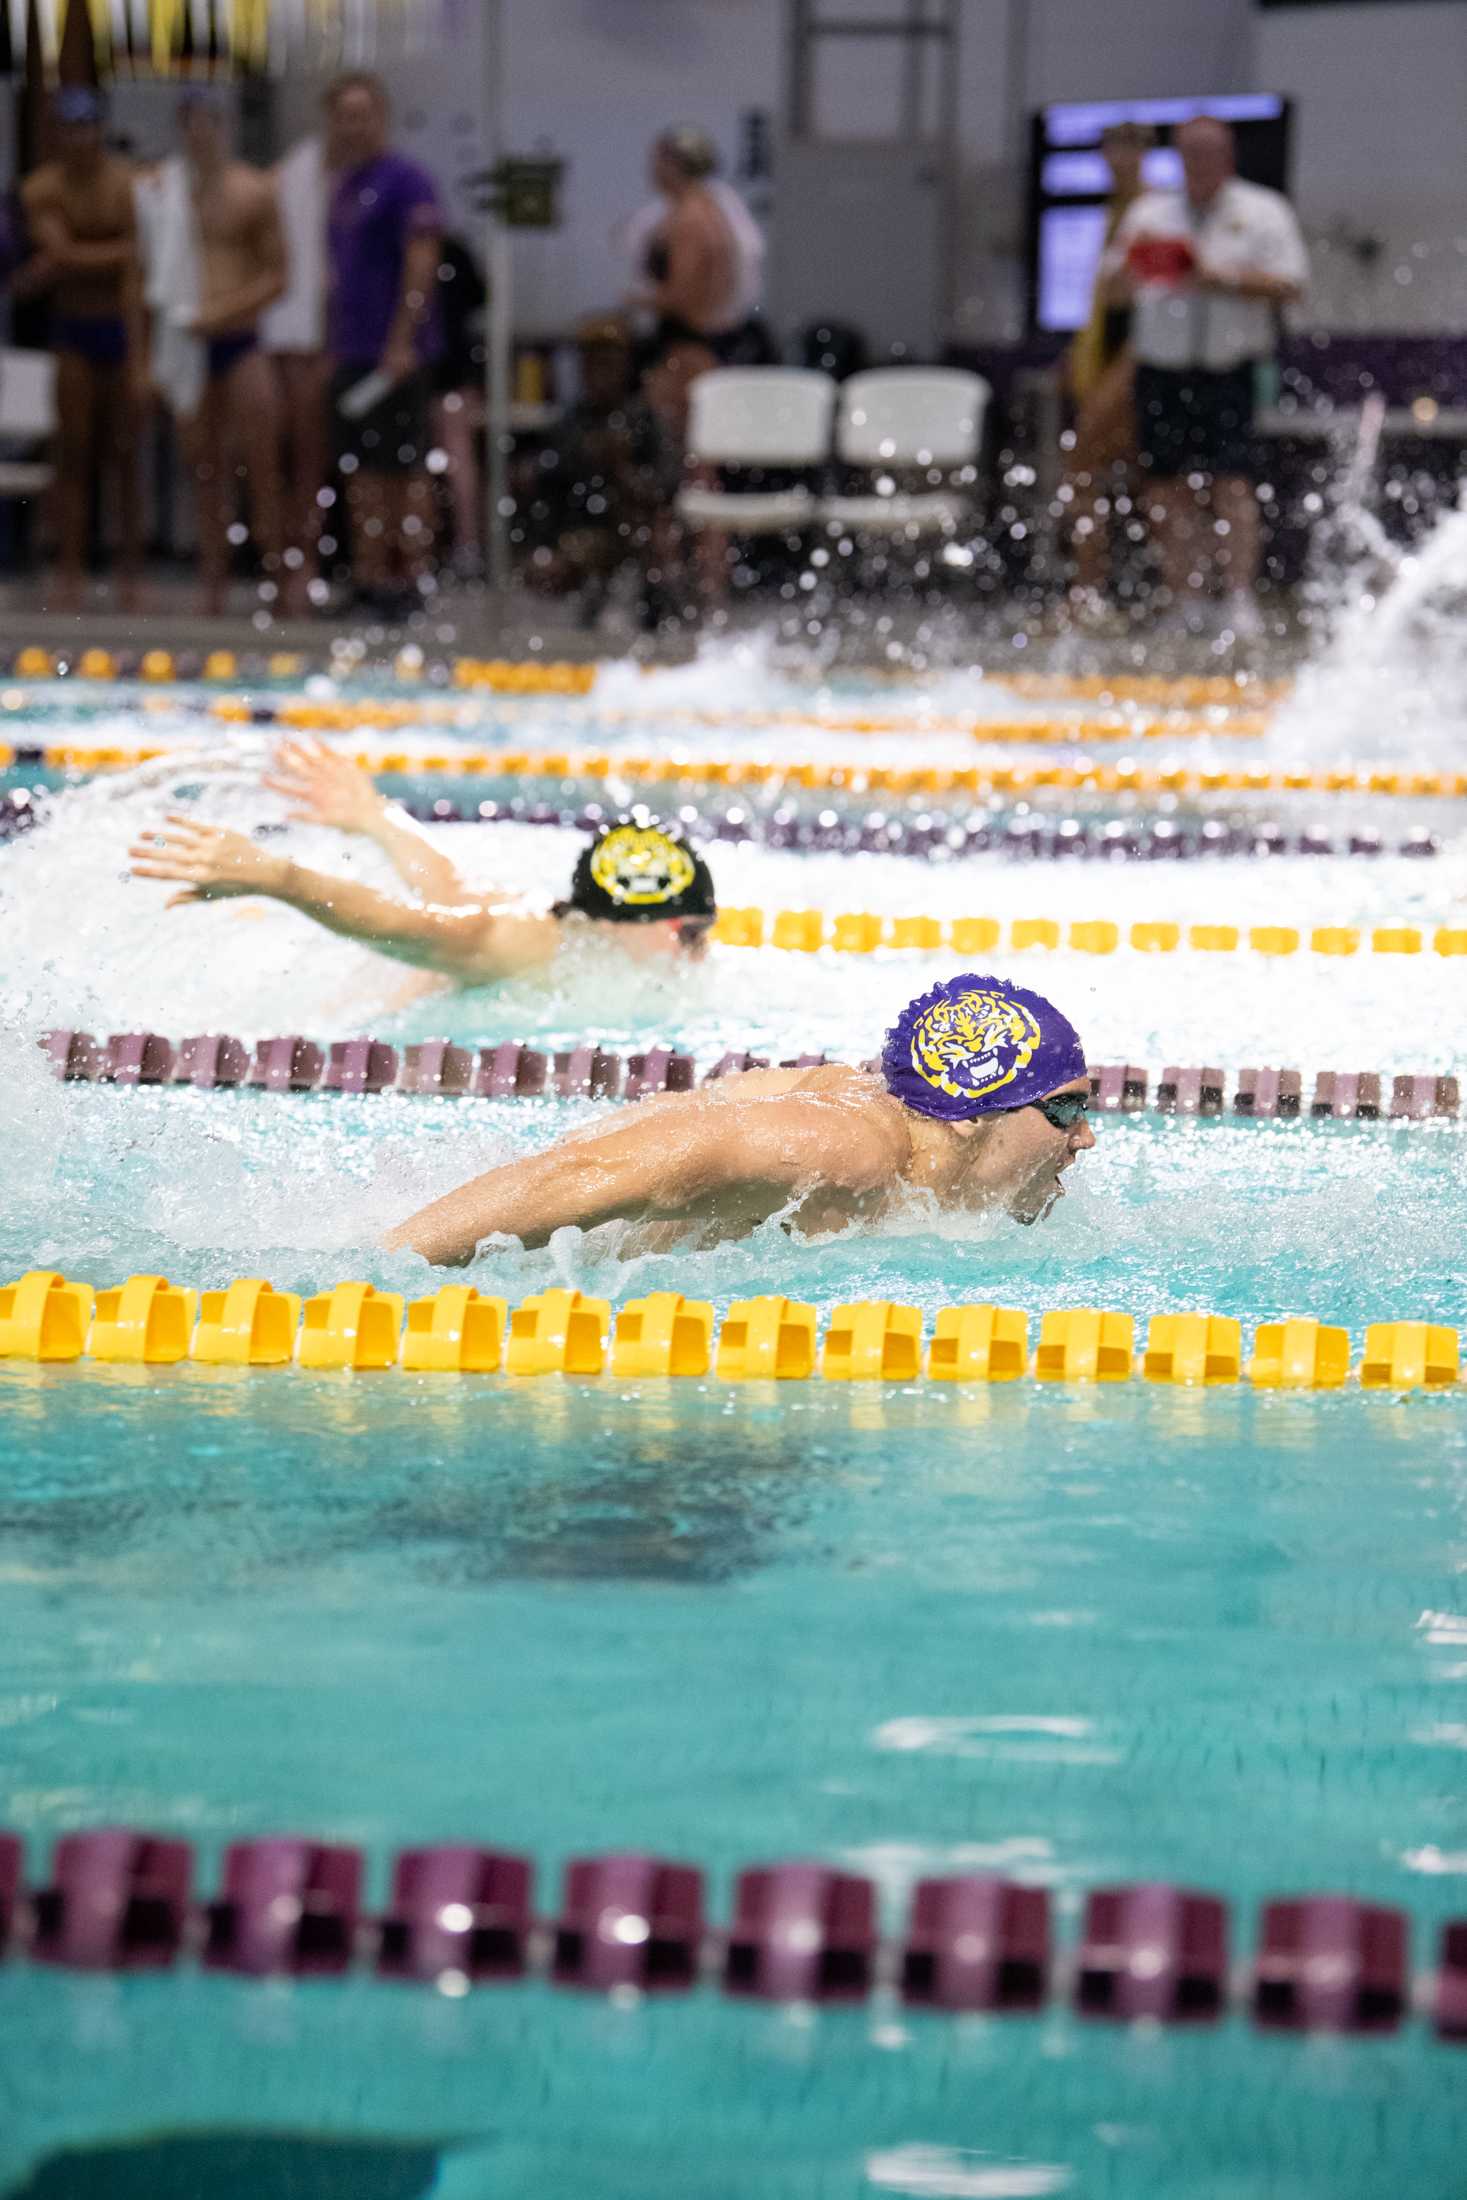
[2,675,1466,2196]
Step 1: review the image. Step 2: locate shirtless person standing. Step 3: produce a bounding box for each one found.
[22,88,147,612]
[385,976,1094,1264]
[177,93,287,615]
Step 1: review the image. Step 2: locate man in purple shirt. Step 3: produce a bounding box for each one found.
[325,72,444,615]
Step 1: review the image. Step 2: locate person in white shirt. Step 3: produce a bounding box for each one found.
[1102,117,1308,638]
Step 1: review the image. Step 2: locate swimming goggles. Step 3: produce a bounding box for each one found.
[1020,1090,1090,1132]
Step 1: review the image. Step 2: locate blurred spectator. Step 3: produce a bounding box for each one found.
[151,92,286,616]
[263,127,332,613]
[1063,121,1152,625]
[517,313,675,623]
[431,232,487,580]
[1103,116,1308,638]
[625,126,768,443]
[324,71,444,618]
[21,87,146,612]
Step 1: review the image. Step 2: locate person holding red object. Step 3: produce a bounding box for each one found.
[1101,117,1308,640]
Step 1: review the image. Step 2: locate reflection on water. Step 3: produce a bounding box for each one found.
[10,2134,445,2200]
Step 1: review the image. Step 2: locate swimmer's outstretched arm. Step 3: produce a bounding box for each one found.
[388,1088,905,1265]
[263,740,504,911]
[128,815,551,979]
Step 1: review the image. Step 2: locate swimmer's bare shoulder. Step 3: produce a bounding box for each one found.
[676,1062,911,1190]
[388,1062,912,1264]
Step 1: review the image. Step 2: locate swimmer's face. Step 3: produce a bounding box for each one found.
[953,1078,1096,1225]
[180,102,226,165]
[57,117,104,167]
[596,915,713,963]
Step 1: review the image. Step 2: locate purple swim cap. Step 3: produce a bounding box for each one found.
[881,972,1087,1122]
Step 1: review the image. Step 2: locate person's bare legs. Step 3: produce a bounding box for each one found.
[274,351,331,611]
[98,363,146,613]
[221,347,284,610]
[398,470,436,587]
[433,389,482,565]
[184,380,230,616]
[346,470,393,594]
[51,349,97,614]
[1067,350,1136,598]
[1211,473,1261,598]
[1147,475,1212,609]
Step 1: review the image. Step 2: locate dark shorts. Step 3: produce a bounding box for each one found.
[641,315,775,375]
[332,365,432,475]
[206,330,259,382]
[54,315,128,369]
[1136,363,1257,481]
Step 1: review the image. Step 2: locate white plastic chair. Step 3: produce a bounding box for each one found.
[821,368,989,535]
[0,348,57,498]
[676,367,837,533]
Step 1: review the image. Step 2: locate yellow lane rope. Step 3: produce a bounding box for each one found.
[21,739,1467,804]
[0,1272,1452,1388]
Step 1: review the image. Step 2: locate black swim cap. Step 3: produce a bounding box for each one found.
[565,814,716,925]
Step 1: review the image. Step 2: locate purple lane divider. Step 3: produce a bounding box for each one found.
[705,1051,770,1080]
[552,1854,704,1992]
[251,1037,326,1092]
[723,1865,876,2002]
[900,1876,1050,2012]
[1234,1066,1302,1118]
[1157,1066,1226,1116]
[1252,1897,1408,2033]
[378,1846,534,1984]
[175,1034,251,1089]
[1090,1065,1148,1113]
[476,1042,526,1099]
[0,1833,23,1957]
[31,1830,193,1971]
[1437,1921,1467,2040]
[1074,1884,1229,2024]
[1390,1072,1460,1120]
[554,1044,620,1097]
[325,1040,400,1095]
[44,1029,103,1081]
[205,1839,363,1978]
[105,1032,176,1085]
[401,1040,475,1095]
[1312,1072,1382,1120]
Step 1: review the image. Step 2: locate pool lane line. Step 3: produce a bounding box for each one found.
[0,1827,1460,2034]
[0,783,1442,866]
[1,647,1290,712]
[36,1035,1465,1123]
[18,738,1464,802]
[1,1274,1463,1391]
[710,909,1467,958]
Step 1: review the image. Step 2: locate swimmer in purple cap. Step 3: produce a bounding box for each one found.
[389,972,1093,1265]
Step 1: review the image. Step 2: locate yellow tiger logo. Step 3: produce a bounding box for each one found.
[910,987,1041,1102]
[589,824,697,907]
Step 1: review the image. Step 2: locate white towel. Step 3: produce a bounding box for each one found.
[146,156,204,421]
[262,134,326,355]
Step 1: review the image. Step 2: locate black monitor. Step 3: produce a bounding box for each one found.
[1026,94,1294,338]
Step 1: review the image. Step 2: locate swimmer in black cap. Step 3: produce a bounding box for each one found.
[129,739,716,982]
[389,973,1094,1264]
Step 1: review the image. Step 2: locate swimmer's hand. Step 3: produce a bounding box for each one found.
[263,738,385,835]
[128,815,289,906]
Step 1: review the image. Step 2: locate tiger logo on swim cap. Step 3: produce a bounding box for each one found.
[588,823,697,909]
[909,985,1042,1104]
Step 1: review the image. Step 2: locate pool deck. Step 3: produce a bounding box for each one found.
[0,571,1312,681]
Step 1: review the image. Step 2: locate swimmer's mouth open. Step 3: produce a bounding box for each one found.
[1017,1156,1077,1228]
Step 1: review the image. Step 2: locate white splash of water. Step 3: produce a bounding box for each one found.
[1274,501,1467,765]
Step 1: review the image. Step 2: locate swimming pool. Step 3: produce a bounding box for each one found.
[1,653,1465,2197]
